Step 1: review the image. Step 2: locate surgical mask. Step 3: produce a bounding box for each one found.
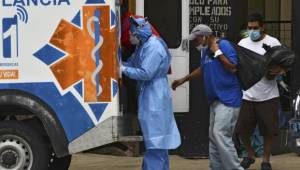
[249,30,261,41]
[130,34,140,45]
[196,44,208,51]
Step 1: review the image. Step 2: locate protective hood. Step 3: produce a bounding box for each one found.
[129,16,153,43]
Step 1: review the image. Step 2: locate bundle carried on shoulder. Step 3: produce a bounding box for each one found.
[264,44,295,79]
[234,44,296,90]
[235,45,267,90]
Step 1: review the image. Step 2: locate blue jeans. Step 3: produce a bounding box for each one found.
[142,149,169,170]
[209,101,244,170]
[238,127,264,158]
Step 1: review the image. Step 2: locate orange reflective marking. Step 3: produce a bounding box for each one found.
[49,6,119,102]
[0,70,18,79]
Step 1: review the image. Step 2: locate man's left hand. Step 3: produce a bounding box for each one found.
[268,65,284,76]
[266,65,285,80]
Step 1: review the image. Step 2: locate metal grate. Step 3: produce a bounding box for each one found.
[265,21,292,47]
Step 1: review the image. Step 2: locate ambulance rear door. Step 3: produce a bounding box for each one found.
[136,0,190,113]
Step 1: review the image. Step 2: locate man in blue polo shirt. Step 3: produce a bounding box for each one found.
[172,24,243,170]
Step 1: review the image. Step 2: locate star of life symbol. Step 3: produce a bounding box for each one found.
[34,5,119,103]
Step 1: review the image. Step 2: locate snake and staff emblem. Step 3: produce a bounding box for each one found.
[87,9,103,98]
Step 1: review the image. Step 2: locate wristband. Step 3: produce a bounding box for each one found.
[214,49,223,58]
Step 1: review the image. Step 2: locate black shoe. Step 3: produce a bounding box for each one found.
[261,162,272,170]
[240,157,255,169]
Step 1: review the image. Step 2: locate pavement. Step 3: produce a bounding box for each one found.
[69,153,300,170]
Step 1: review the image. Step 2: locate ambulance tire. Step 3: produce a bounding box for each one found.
[48,152,72,170]
[0,121,50,170]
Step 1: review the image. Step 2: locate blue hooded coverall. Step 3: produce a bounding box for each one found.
[122,17,181,170]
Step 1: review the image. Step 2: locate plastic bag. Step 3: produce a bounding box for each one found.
[262,45,296,80]
[234,45,268,90]
[264,45,296,69]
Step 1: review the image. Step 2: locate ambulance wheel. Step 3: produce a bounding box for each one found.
[0,120,49,170]
[48,152,72,170]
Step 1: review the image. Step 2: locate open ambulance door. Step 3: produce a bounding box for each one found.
[127,0,190,113]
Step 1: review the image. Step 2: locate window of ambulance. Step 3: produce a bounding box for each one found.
[144,0,182,49]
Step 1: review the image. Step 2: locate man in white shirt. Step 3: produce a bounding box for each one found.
[235,13,284,170]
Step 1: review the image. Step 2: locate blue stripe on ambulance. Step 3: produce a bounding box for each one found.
[0,82,95,142]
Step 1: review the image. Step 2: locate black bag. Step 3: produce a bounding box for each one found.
[264,45,296,70]
[262,44,296,80]
[234,45,268,90]
[227,43,295,91]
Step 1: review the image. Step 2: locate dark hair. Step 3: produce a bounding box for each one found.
[248,13,264,26]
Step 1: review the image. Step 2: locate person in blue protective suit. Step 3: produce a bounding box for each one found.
[120,16,181,170]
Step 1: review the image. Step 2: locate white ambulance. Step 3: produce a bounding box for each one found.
[0,0,189,169]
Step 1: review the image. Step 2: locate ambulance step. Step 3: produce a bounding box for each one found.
[118,136,143,142]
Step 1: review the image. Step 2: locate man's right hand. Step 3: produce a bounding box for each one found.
[172,78,185,91]
[172,68,201,90]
